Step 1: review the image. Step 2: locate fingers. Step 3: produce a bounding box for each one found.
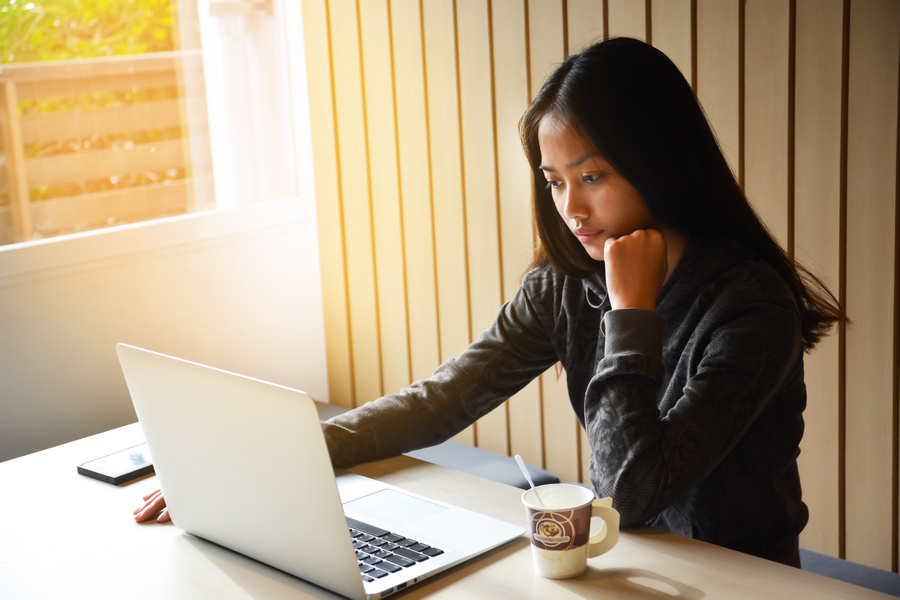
[604,229,668,311]
[134,489,170,523]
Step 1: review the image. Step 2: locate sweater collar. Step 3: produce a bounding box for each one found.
[579,237,755,311]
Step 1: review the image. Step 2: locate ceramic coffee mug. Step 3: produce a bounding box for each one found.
[521,483,620,579]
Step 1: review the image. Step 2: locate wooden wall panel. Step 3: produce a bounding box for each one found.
[457,0,508,455]
[492,0,533,308]
[421,0,475,445]
[567,0,606,53]
[794,0,844,560]
[844,0,899,572]
[359,0,410,396]
[607,0,646,41]
[300,0,353,408]
[390,0,441,386]
[744,0,790,247]
[330,0,383,406]
[696,0,741,180]
[492,1,545,469]
[528,0,567,97]
[304,0,900,571]
[651,0,692,84]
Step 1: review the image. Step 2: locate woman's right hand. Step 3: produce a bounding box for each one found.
[134,489,170,523]
[603,229,668,311]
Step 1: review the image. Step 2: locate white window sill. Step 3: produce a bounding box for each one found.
[0,198,315,286]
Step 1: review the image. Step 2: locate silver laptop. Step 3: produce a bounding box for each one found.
[117,344,523,600]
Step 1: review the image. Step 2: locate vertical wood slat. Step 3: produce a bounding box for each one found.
[331,0,383,407]
[1,81,34,241]
[696,0,741,179]
[300,0,353,408]
[744,0,790,248]
[794,0,844,560]
[567,0,605,53]
[493,1,544,469]
[651,0,693,84]
[456,0,507,455]
[607,0,647,41]
[420,0,477,446]
[360,0,411,396]
[391,0,441,385]
[303,0,900,571]
[844,0,900,572]
[895,49,900,573]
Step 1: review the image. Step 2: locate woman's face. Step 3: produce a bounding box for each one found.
[538,114,655,262]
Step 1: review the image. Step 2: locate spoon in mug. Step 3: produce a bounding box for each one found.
[515,454,545,507]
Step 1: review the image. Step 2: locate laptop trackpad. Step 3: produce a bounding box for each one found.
[344,488,447,527]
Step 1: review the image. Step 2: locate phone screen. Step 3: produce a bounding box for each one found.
[78,443,154,485]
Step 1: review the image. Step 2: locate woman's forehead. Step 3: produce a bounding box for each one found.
[538,114,605,165]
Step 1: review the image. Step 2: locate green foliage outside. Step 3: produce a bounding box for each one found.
[0,0,176,64]
[0,0,190,224]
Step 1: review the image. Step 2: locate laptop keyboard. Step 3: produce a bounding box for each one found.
[347,517,445,582]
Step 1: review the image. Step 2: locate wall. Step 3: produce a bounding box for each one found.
[301,0,899,572]
[0,199,329,462]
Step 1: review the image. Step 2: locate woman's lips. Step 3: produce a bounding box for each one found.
[573,228,602,243]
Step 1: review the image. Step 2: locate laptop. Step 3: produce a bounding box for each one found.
[116,344,523,600]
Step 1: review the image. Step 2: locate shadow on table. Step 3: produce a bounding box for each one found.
[568,567,705,600]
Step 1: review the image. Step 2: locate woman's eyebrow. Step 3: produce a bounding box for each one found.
[539,154,601,172]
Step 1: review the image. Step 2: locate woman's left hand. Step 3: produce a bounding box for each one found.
[134,489,170,523]
[603,229,668,311]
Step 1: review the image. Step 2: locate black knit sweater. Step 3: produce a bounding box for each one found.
[323,236,808,566]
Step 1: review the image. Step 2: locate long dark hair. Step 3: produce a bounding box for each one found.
[519,37,845,350]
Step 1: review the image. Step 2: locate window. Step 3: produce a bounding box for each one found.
[0,0,307,246]
[0,0,213,244]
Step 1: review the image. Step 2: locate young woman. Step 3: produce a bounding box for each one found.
[136,37,845,568]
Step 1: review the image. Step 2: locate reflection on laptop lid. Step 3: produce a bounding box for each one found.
[117,344,523,600]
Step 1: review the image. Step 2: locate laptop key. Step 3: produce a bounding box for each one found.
[383,554,416,568]
[422,547,444,557]
[346,518,390,538]
[378,561,402,573]
[393,547,428,562]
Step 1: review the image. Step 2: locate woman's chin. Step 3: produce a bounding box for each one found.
[583,246,606,263]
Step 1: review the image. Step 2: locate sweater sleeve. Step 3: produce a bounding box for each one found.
[322,268,561,468]
[586,292,803,527]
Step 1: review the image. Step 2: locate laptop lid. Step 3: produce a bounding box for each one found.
[117,344,523,600]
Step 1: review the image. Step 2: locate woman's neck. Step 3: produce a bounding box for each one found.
[661,229,690,283]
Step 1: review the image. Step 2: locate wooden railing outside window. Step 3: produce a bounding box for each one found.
[0,49,213,245]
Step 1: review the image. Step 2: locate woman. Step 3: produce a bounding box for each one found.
[136,38,845,568]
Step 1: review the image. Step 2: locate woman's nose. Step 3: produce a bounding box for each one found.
[562,187,589,221]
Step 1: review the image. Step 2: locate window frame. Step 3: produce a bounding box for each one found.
[0,0,316,265]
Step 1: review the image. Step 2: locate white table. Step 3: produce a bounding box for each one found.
[0,424,892,599]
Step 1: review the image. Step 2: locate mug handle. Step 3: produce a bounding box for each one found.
[587,497,620,558]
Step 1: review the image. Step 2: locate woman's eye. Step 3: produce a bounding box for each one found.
[583,174,601,183]
[545,180,561,190]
